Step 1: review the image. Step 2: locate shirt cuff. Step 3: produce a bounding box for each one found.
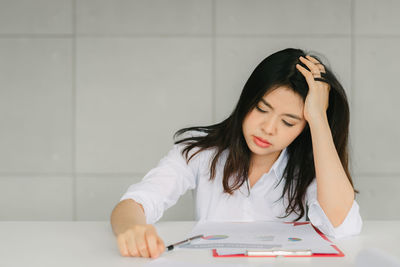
[307,199,363,239]
[120,192,161,225]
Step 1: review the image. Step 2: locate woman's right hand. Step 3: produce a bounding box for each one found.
[116,224,165,258]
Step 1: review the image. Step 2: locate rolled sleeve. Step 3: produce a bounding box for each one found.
[120,142,199,224]
[306,179,363,239]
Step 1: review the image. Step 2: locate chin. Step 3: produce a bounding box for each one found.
[250,144,270,154]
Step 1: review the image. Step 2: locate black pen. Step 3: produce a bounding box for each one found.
[166,234,204,251]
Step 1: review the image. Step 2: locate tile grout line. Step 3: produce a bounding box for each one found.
[1,33,400,39]
[353,173,400,177]
[72,0,77,221]
[211,0,216,123]
[0,172,147,177]
[350,0,356,175]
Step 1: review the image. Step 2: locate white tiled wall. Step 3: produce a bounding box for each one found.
[76,0,212,35]
[76,37,212,173]
[0,38,73,173]
[215,0,351,35]
[0,175,74,220]
[0,0,73,34]
[0,0,399,221]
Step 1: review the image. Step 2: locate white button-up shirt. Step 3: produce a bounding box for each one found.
[121,138,362,239]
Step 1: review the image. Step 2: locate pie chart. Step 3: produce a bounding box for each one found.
[202,235,229,240]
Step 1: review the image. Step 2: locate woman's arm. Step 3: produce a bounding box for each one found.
[111,199,146,235]
[308,114,355,227]
[296,55,355,227]
[110,199,165,258]
[111,141,199,257]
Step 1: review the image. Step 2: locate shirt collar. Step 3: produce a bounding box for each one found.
[269,147,288,181]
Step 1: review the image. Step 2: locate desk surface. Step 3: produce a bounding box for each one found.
[0,221,399,267]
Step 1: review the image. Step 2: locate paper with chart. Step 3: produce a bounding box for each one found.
[179,221,338,254]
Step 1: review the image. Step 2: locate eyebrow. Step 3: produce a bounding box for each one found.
[259,98,302,120]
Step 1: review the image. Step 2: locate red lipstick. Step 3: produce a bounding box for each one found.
[253,136,271,148]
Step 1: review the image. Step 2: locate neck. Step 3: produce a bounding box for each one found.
[250,150,282,171]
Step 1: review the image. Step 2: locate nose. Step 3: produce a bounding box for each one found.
[261,116,278,135]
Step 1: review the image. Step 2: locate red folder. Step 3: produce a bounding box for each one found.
[212,222,344,258]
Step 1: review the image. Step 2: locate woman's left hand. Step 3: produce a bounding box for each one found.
[296,55,331,123]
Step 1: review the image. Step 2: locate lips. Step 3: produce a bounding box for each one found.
[255,136,271,145]
[253,136,271,148]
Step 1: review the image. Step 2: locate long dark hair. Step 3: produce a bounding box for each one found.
[173,48,356,221]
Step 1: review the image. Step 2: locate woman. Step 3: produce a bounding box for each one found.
[111,48,362,258]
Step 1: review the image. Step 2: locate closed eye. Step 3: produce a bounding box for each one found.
[256,106,294,127]
[282,121,294,127]
[255,106,267,113]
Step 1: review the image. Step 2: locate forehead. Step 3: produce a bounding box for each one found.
[262,86,304,110]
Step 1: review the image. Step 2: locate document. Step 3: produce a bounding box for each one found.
[179,221,338,254]
[145,258,251,267]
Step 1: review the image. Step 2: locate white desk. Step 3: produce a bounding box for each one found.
[0,221,399,267]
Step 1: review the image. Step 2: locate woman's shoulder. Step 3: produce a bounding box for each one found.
[173,130,226,166]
